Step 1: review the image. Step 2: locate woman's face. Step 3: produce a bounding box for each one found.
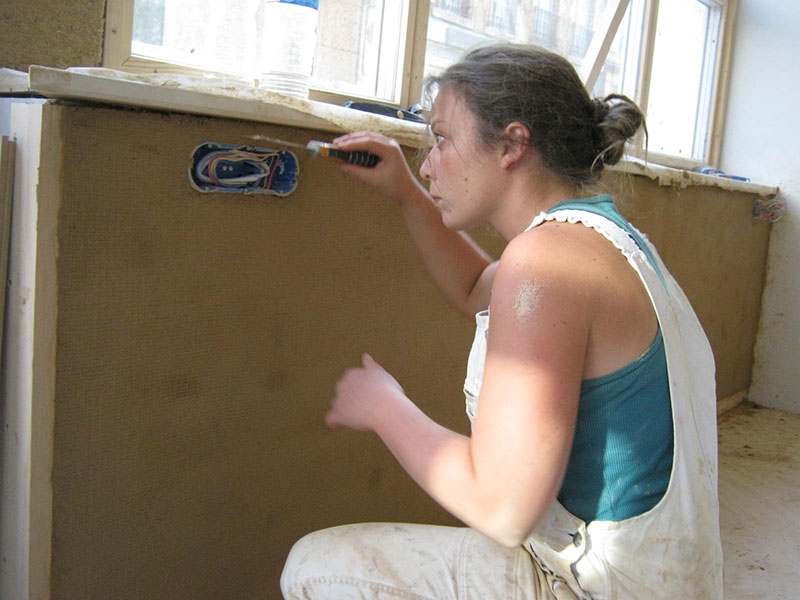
[419,87,502,231]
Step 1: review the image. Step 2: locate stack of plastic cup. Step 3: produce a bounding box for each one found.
[258,0,319,98]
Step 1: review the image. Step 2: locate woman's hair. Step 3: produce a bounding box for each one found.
[423,43,645,187]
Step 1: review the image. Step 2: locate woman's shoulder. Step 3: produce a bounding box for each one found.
[491,224,598,323]
[501,218,606,276]
[492,217,636,324]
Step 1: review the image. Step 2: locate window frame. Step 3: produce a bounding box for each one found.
[631,0,734,169]
[103,0,734,167]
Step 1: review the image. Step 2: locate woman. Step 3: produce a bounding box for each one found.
[281,43,723,599]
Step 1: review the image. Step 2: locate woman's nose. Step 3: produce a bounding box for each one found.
[419,152,432,181]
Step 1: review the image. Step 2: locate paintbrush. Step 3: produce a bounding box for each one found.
[250,135,380,168]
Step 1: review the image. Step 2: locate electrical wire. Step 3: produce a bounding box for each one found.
[194,148,282,190]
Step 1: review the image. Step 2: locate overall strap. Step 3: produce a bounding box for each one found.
[545,195,666,286]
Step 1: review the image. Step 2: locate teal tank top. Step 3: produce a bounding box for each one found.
[547,197,673,522]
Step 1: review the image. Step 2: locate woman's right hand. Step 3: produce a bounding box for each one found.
[333,131,427,204]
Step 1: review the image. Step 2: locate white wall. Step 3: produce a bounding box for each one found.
[719,0,800,412]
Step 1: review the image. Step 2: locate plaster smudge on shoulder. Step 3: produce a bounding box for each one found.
[513,280,542,323]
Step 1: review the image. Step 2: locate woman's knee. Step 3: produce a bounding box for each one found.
[280,527,334,599]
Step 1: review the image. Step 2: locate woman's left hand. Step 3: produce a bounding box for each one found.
[326,354,407,431]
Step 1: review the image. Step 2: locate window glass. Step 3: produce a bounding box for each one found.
[132,0,407,101]
[591,0,643,102]
[647,0,721,160]
[313,0,406,101]
[132,0,260,78]
[423,0,722,163]
[425,0,616,82]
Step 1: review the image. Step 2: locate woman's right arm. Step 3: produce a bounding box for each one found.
[334,132,496,316]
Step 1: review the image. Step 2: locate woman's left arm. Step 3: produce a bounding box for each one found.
[327,229,589,547]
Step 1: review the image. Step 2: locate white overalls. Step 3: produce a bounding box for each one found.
[281,203,724,599]
[464,205,724,598]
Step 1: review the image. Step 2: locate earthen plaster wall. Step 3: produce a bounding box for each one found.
[1,0,106,71]
[33,101,770,598]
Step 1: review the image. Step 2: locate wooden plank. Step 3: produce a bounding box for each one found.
[402,0,431,108]
[718,389,747,416]
[0,136,16,368]
[102,0,135,70]
[0,102,58,600]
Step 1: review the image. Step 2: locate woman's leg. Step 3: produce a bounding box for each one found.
[281,522,557,600]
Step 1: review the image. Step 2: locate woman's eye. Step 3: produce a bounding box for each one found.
[425,125,445,150]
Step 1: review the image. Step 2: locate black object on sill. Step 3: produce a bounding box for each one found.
[343,100,425,123]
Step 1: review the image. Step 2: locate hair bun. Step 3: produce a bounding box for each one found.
[592,97,611,126]
[592,94,645,167]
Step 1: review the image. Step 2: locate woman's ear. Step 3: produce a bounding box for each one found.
[500,122,531,169]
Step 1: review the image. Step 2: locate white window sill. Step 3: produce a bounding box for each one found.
[2,66,779,199]
[17,66,427,148]
[614,156,777,197]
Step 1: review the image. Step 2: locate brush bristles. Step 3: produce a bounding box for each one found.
[306,140,328,157]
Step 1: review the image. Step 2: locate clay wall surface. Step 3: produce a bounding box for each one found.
[41,103,769,596]
[0,0,106,71]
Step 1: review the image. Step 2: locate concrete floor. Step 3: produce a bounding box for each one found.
[718,402,800,599]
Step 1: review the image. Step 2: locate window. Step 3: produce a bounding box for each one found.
[424,0,730,166]
[647,0,723,161]
[104,0,733,166]
[106,0,420,105]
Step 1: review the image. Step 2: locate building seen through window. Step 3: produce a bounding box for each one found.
[425,0,629,101]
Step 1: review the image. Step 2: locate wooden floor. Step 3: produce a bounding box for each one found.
[718,402,800,599]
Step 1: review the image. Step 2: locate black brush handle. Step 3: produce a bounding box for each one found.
[326,148,381,168]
